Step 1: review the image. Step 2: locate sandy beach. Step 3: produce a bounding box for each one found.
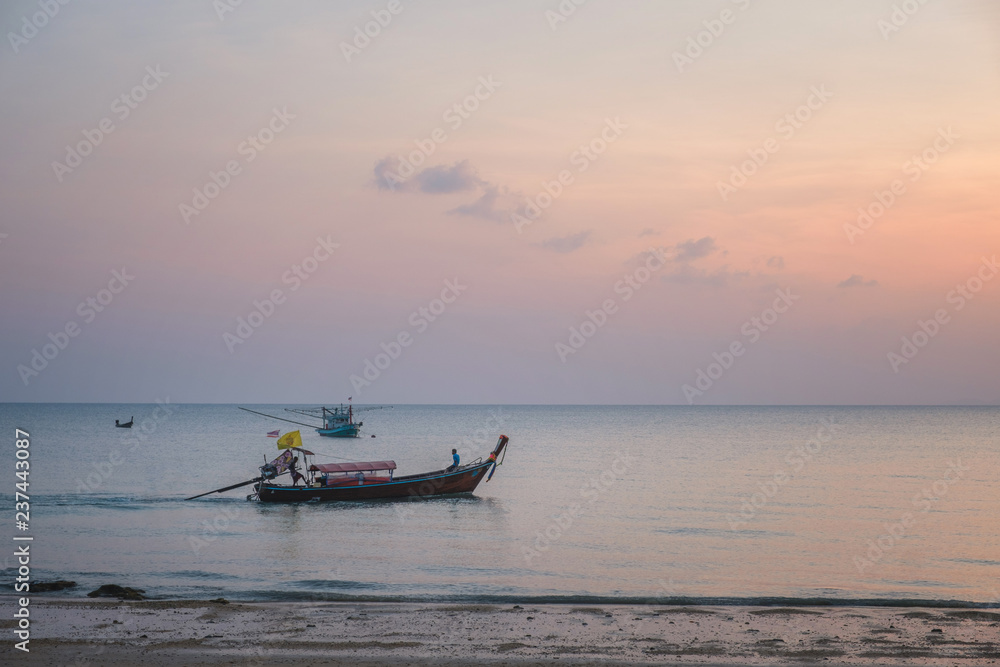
[12,598,1000,666]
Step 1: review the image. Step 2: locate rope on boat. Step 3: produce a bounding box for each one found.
[238,407,317,429]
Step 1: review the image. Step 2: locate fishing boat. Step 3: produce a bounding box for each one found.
[115,417,133,428]
[186,436,509,503]
[239,402,388,438]
[288,404,362,438]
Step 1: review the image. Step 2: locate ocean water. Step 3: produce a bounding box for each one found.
[1,404,998,606]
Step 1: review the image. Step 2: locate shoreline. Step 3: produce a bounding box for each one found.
[10,591,1000,608]
[14,598,1000,665]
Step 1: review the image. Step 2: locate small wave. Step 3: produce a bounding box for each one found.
[30,494,189,507]
[161,570,245,581]
[76,591,993,608]
[289,579,388,591]
[943,558,1000,566]
[3,575,997,609]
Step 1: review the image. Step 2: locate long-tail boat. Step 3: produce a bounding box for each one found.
[185,435,510,503]
[253,435,509,503]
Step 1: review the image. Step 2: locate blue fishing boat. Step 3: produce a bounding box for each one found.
[239,402,389,439]
[313,404,360,438]
[284,404,365,437]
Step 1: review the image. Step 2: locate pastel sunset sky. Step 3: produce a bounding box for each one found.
[1,0,998,404]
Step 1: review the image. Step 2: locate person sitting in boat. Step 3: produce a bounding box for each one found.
[289,456,305,487]
[446,448,460,472]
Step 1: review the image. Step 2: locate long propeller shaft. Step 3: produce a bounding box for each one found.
[185,477,261,501]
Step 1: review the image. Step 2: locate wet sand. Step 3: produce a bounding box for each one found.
[14,598,1000,665]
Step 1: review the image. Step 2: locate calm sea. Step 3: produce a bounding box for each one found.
[1,404,997,606]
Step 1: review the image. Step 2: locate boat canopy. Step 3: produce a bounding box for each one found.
[309,461,396,474]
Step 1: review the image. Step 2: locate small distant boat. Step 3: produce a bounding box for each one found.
[186,436,510,504]
[115,417,133,428]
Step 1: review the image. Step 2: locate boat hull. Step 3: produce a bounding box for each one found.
[256,462,493,503]
[316,424,359,438]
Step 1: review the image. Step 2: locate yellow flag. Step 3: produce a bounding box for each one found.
[277,430,302,450]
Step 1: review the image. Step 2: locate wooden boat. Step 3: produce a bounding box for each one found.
[115,417,133,428]
[252,435,509,503]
